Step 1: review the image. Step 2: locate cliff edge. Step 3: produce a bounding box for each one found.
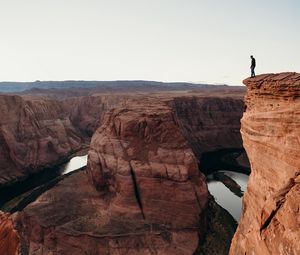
[230,72,300,254]
[1,92,244,254]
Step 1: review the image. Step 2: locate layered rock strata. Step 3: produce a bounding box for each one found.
[230,73,300,254]
[0,91,246,254]
[0,94,128,187]
[0,90,246,188]
[0,95,83,187]
[14,99,208,254]
[171,97,244,157]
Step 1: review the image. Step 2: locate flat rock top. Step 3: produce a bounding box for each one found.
[243,72,300,85]
[242,72,300,100]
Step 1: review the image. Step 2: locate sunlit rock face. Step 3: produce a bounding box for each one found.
[230,73,300,255]
[0,211,19,255]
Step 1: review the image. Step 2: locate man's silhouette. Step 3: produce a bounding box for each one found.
[250,55,256,77]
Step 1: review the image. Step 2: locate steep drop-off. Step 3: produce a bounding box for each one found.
[5,92,246,255]
[13,99,208,254]
[230,73,300,254]
[171,97,244,158]
[0,89,248,254]
[0,94,129,188]
[0,95,83,187]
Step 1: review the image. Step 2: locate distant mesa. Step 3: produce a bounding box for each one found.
[0,80,243,94]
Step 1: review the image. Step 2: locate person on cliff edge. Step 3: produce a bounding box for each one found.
[250,55,256,77]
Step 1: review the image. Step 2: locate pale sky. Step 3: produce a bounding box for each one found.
[0,0,299,85]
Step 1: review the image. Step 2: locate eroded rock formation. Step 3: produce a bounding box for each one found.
[12,99,208,254]
[0,90,246,254]
[171,96,244,158]
[64,95,129,136]
[0,95,84,187]
[0,94,128,188]
[0,211,19,255]
[230,73,300,255]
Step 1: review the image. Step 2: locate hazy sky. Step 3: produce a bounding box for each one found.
[0,0,299,85]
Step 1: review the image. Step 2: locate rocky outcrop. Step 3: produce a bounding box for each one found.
[0,94,129,188]
[64,95,129,136]
[0,90,246,188]
[0,211,19,255]
[0,95,84,187]
[13,99,209,254]
[0,90,247,254]
[230,73,300,254]
[171,96,244,158]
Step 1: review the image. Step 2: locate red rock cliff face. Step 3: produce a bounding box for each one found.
[230,73,300,255]
[14,98,208,254]
[87,99,208,229]
[0,211,19,255]
[64,95,130,136]
[0,94,128,187]
[0,95,84,186]
[170,97,244,158]
[4,93,245,254]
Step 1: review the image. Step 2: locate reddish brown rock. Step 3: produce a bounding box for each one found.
[0,95,84,187]
[0,90,246,254]
[230,73,300,255]
[64,95,130,136]
[171,96,244,158]
[0,94,128,187]
[0,211,19,255]
[0,90,245,188]
[14,99,209,254]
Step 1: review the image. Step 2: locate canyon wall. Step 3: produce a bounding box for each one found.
[64,95,130,136]
[0,94,129,187]
[0,95,83,187]
[13,98,208,254]
[8,93,245,254]
[230,73,300,254]
[0,92,245,188]
[171,96,244,158]
[0,90,246,254]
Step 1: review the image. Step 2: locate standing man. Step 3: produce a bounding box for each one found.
[250,55,256,77]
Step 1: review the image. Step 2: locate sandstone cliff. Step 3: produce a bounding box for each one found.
[230,72,300,254]
[0,91,246,254]
[0,211,19,255]
[171,96,244,158]
[0,95,84,187]
[13,98,208,254]
[64,95,129,136]
[0,94,129,188]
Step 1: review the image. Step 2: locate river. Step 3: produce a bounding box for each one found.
[61,155,88,174]
[207,171,249,221]
[0,154,88,211]
[2,154,248,223]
